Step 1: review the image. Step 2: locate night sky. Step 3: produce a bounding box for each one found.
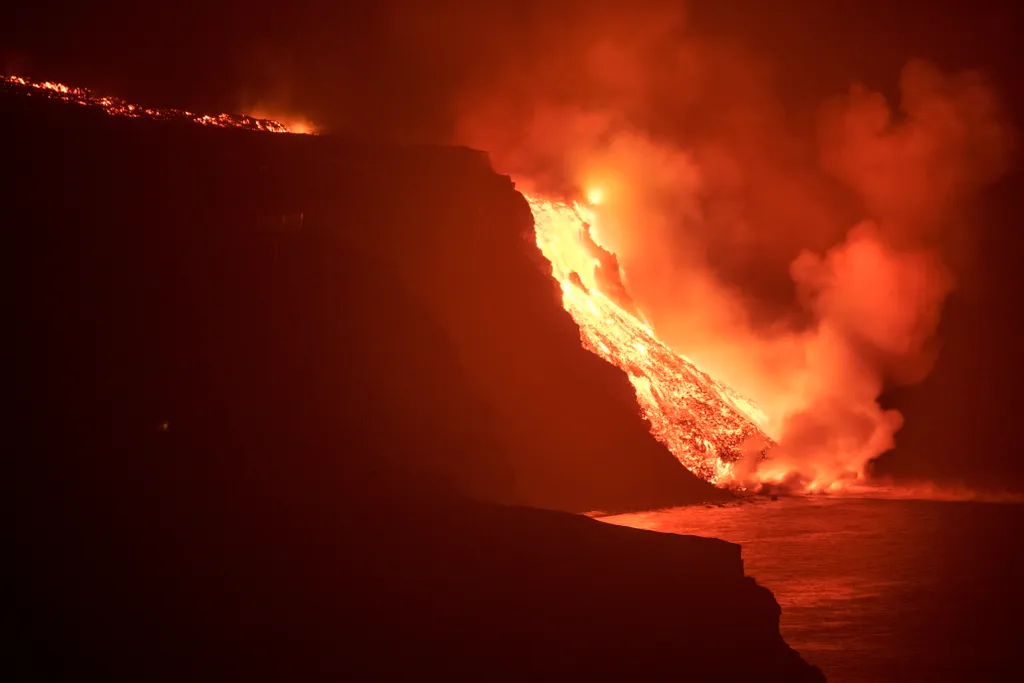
[5,0,1023,492]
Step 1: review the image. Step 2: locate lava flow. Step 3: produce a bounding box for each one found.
[528,194,773,487]
[3,72,773,489]
[1,75,306,134]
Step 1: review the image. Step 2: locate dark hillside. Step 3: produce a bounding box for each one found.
[7,88,820,681]
[5,82,724,512]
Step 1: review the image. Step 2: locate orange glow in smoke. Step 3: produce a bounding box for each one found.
[245,107,318,136]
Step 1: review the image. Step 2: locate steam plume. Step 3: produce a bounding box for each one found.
[429,3,1016,491]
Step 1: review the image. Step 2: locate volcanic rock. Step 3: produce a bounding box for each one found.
[8,83,822,682]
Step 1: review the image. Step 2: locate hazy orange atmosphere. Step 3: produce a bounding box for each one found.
[7,2,1024,682]
[6,1,1019,496]
[440,3,1016,493]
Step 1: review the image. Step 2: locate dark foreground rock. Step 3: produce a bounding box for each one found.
[25,489,824,680]
[8,86,822,681]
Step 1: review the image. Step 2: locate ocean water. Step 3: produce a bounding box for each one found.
[601,497,1024,683]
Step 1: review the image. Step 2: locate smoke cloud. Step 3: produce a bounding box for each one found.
[394,2,1015,489]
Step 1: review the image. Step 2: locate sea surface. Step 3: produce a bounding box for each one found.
[601,497,1024,683]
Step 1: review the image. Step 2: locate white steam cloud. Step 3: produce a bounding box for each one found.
[403,3,1016,489]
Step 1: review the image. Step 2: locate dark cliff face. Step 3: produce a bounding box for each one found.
[8,91,820,681]
[296,148,730,511]
[6,85,723,513]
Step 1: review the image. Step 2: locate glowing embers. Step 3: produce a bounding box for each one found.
[1,75,301,134]
[528,195,773,487]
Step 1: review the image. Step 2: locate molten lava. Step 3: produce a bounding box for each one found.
[1,75,305,134]
[528,195,774,487]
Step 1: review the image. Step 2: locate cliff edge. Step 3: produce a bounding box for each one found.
[8,86,821,681]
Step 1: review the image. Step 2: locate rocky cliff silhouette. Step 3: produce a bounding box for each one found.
[8,87,823,681]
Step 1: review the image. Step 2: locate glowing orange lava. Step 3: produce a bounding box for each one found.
[528,194,773,487]
[1,75,309,134]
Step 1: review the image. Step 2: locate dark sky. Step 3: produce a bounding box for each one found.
[4,0,1023,492]
[5,1,1021,137]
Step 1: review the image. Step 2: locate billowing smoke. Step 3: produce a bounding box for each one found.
[388,2,1014,490]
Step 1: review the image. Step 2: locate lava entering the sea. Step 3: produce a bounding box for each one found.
[528,194,774,487]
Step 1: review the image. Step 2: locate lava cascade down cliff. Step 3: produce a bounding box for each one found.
[4,72,771,495]
[529,196,775,486]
